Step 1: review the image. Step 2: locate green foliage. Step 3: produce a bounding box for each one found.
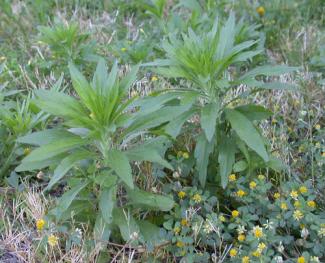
[147,14,296,188]
[16,59,176,244]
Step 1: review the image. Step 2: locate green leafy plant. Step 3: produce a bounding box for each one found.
[15,58,181,246]
[37,21,99,72]
[146,14,297,188]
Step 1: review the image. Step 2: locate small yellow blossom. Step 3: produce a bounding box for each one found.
[182,152,189,159]
[174,226,181,234]
[36,219,45,231]
[307,200,316,208]
[229,248,238,257]
[232,210,240,218]
[120,47,127,52]
[280,202,288,210]
[257,242,266,252]
[181,219,189,227]
[192,193,202,203]
[151,76,158,81]
[315,142,321,148]
[219,215,226,222]
[297,256,306,263]
[258,174,265,180]
[178,191,186,199]
[176,241,184,247]
[0,56,6,61]
[24,147,31,156]
[274,192,281,199]
[315,124,321,130]
[322,152,325,157]
[238,234,246,242]
[253,226,263,238]
[252,250,261,257]
[294,201,301,208]
[48,234,58,246]
[229,174,237,182]
[293,210,304,221]
[236,189,246,197]
[242,256,250,263]
[256,6,265,16]
[271,118,277,124]
[290,190,299,199]
[299,186,308,194]
[249,181,257,189]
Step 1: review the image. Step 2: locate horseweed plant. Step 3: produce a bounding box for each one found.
[16,59,182,245]
[147,14,297,188]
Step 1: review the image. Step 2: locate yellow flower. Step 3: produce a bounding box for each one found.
[252,250,261,257]
[299,186,308,194]
[297,256,306,263]
[315,124,321,130]
[293,210,304,221]
[89,112,95,119]
[219,215,226,222]
[178,191,186,199]
[294,201,301,208]
[322,152,325,157]
[192,193,202,203]
[229,248,238,257]
[271,118,277,124]
[280,202,288,210]
[120,47,127,52]
[274,192,281,199]
[229,174,237,182]
[236,189,246,197]
[238,234,246,242]
[249,181,257,189]
[48,235,58,246]
[36,219,45,231]
[151,76,158,81]
[290,190,299,199]
[176,241,184,247]
[307,200,316,208]
[242,256,250,263]
[257,242,266,252]
[232,210,240,218]
[181,219,189,227]
[174,227,181,234]
[24,148,31,156]
[256,6,265,16]
[253,226,263,238]
[258,174,265,180]
[182,152,189,159]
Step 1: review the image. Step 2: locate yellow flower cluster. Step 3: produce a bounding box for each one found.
[256,6,265,16]
[293,210,304,221]
[229,248,237,257]
[249,181,257,189]
[238,234,246,242]
[48,234,58,246]
[232,210,240,218]
[178,191,186,199]
[236,189,246,197]
[36,219,45,231]
[192,193,202,203]
[274,192,281,199]
[297,256,306,263]
[242,256,250,263]
[229,174,237,182]
[252,226,263,238]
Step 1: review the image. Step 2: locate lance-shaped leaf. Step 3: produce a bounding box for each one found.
[99,185,116,224]
[225,108,269,162]
[218,136,236,188]
[106,149,134,189]
[201,102,219,142]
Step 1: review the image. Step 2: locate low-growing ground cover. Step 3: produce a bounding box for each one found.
[0,1,324,262]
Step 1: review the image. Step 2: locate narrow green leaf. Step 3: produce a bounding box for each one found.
[21,137,85,163]
[201,102,219,142]
[127,188,174,211]
[106,149,133,189]
[57,180,89,212]
[99,185,116,224]
[46,150,91,191]
[218,137,236,188]
[225,109,269,161]
[112,208,140,242]
[235,104,272,121]
[194,134,214,187]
